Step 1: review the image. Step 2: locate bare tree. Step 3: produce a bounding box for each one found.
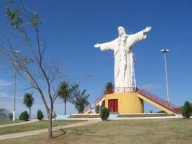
[0,0,90,138]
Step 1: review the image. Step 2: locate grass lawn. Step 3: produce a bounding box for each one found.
[0,120,85,135]
[0,119,22,125]
[1,118,192,144]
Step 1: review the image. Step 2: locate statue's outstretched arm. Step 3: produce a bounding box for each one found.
[94,43,100,48]
[143,26,152,34]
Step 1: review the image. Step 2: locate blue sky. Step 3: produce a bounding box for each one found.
[0,0,192,118]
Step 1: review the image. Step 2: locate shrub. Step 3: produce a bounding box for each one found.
[156,110,166,113]
[37,109,44,120]
[182,101,192,118]
[100,107,109,121]
[19,112,24,120]
[23,111,29,121]
[19,111,29,121]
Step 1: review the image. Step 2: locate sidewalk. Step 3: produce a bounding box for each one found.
[0,119,102,141]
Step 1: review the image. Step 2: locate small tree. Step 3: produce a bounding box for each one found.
[182,101,192,118]
[23,93,34,119]
[104,82,114,94]
[57,81,71,115]
[37,109,44,120]
[69,84,90,113]
[100,107,109,121]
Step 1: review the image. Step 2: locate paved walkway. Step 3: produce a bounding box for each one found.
[0,119,101,141]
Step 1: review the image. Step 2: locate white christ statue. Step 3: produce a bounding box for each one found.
[94,26,151,93]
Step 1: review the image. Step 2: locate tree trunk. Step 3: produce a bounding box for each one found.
[29,107,31,119]
[48,110,53,138]
[64,98,66,115]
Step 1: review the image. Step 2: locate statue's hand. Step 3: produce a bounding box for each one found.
[143,26,152,33]
[94,43,100,48]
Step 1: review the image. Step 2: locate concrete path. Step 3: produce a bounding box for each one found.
[0,119,101,141]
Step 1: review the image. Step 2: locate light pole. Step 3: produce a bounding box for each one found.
[13,68,16,121]
[160,49,170,102]
[11,50,20,121]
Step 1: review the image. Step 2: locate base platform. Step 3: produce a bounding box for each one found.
[104,93,144,113]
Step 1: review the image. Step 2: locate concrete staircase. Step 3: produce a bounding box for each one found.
[108,114,118,119]
[55,115,70,120]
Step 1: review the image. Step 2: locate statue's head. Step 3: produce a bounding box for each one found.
[118,26,126,37]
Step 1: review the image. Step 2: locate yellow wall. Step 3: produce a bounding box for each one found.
[105,93,144,113]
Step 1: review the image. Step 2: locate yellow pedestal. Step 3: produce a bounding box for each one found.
[105,93,144,113]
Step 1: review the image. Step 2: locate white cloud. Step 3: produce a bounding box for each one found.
[139,83,163,90]
[0,79,12,88]
[0,92,12,99]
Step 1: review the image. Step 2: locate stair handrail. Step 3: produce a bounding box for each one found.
[83,93,105,113]
[137,88,181,113]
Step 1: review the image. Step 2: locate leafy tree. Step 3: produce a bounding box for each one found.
[57,81,71,115]
[182,101,192,118]
[69,84,90,113]
[104,82,114,94]
[100,107,109,121]
[23,93,34,119]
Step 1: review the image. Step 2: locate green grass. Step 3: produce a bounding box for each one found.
[0,119,22,125]
[0,120,85,135]
[1,118,192,144]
